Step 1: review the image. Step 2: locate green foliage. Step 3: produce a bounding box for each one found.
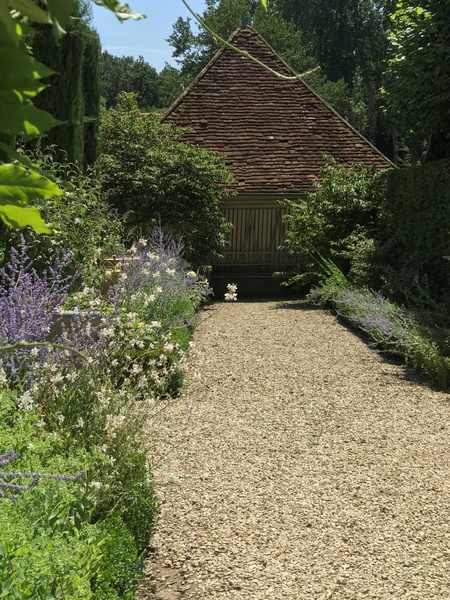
[282,158,387,286]
[100,92,232,267]
[0,388,102,599]
[0,0,142,232]
[380,160,450,304]
[382,0,450,160]
[331,285,450,389]
[31,4,102,169]
[82,27,101,170]
[100,52,160,110]
[0,156,124,289]
[93,516,143,600]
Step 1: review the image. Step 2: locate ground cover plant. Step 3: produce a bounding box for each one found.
[0,227,211,598]
[306,259,450,390]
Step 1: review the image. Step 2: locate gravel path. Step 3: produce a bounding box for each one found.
[140,300,450,600]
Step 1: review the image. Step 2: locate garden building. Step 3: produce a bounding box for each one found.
[161,24,393,294]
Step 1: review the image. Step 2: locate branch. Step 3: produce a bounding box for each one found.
[180,0,319,81]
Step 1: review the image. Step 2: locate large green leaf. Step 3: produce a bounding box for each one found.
[0,47,53,91]
[0,164,63,203]
[0,3,19,46]
[8,0,51,24]
[46,0,77,38]
[260,0,267,9]
[0,91,62,138]
[91,0,145,20]
[0,201,52,232]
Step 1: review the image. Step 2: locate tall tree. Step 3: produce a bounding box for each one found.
[31,1,101,168]
[382,0,450,160]
[99,52,160,109]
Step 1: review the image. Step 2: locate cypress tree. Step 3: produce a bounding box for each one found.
[30,2,100,169]
[82,27,101,170]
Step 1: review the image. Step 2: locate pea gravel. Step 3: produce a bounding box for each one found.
[139,300,450,600]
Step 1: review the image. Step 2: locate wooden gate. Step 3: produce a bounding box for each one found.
[214,197,297,274]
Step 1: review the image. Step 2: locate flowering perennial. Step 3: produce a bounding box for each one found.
[224,283,238,302]
[0,450,83,500]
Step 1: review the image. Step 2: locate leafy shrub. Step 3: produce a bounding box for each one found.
[0,155,124,291]
[93,516,143,600]
[100,92,232,267]
[380,159,450,305]
[0,386,102,600]
[282,158,387,287]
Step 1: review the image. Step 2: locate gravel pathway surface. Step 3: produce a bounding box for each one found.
[139,300,450,600]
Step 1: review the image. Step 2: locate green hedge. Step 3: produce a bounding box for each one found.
[381,160,450,303]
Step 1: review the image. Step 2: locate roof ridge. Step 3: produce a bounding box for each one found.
[161,26,393,194]
[161,26,296,121]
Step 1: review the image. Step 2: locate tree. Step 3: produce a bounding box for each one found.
[168,0,351,115]
[100,93,232,266]
[278,0,395,150]
[0,0,144,232]
[157,64,187,108]
[31,3,101,168]
[382,0,450,160]
[100,52,160,110]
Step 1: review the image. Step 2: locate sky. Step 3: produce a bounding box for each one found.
[91,0,207,72]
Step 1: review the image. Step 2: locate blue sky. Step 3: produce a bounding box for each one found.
[91,0,207,72]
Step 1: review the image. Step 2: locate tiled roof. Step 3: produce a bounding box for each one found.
[162,27,393,194]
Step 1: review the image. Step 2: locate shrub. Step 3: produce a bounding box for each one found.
[0,385,103,600]
[0,237,75,378]
[0,155,124,291]
[282,158,388,287]
[100,92,232,267]
[380,159,450,305]
[93,516,143,600]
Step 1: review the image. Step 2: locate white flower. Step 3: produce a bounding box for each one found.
[155,286,163,295]
[186,271,197,280]
[18,391,35,411]
[151,320,161,328]
[152,271,160,279]
[166,268,176,276]
[164,342,174,352]
[224,282,238,301]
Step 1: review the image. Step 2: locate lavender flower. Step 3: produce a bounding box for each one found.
[0,236,77,378]
[0,449,84,500]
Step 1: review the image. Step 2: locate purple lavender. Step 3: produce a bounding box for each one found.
[334,288,414,351]
[0,236,77,377]
[0,450,84,500]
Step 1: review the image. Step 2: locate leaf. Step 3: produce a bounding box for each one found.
[0,200,53,232]
[260,0,268,9]
[46,0,76,38]
[0,3,20,46]
[0,47,54,91]
[0,164,63,203]
[0,142,36,169]
[91,0,146,20]
[8,0,51,24]
[0,91,62,138]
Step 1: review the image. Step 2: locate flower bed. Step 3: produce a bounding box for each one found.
[0,231,212,598]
